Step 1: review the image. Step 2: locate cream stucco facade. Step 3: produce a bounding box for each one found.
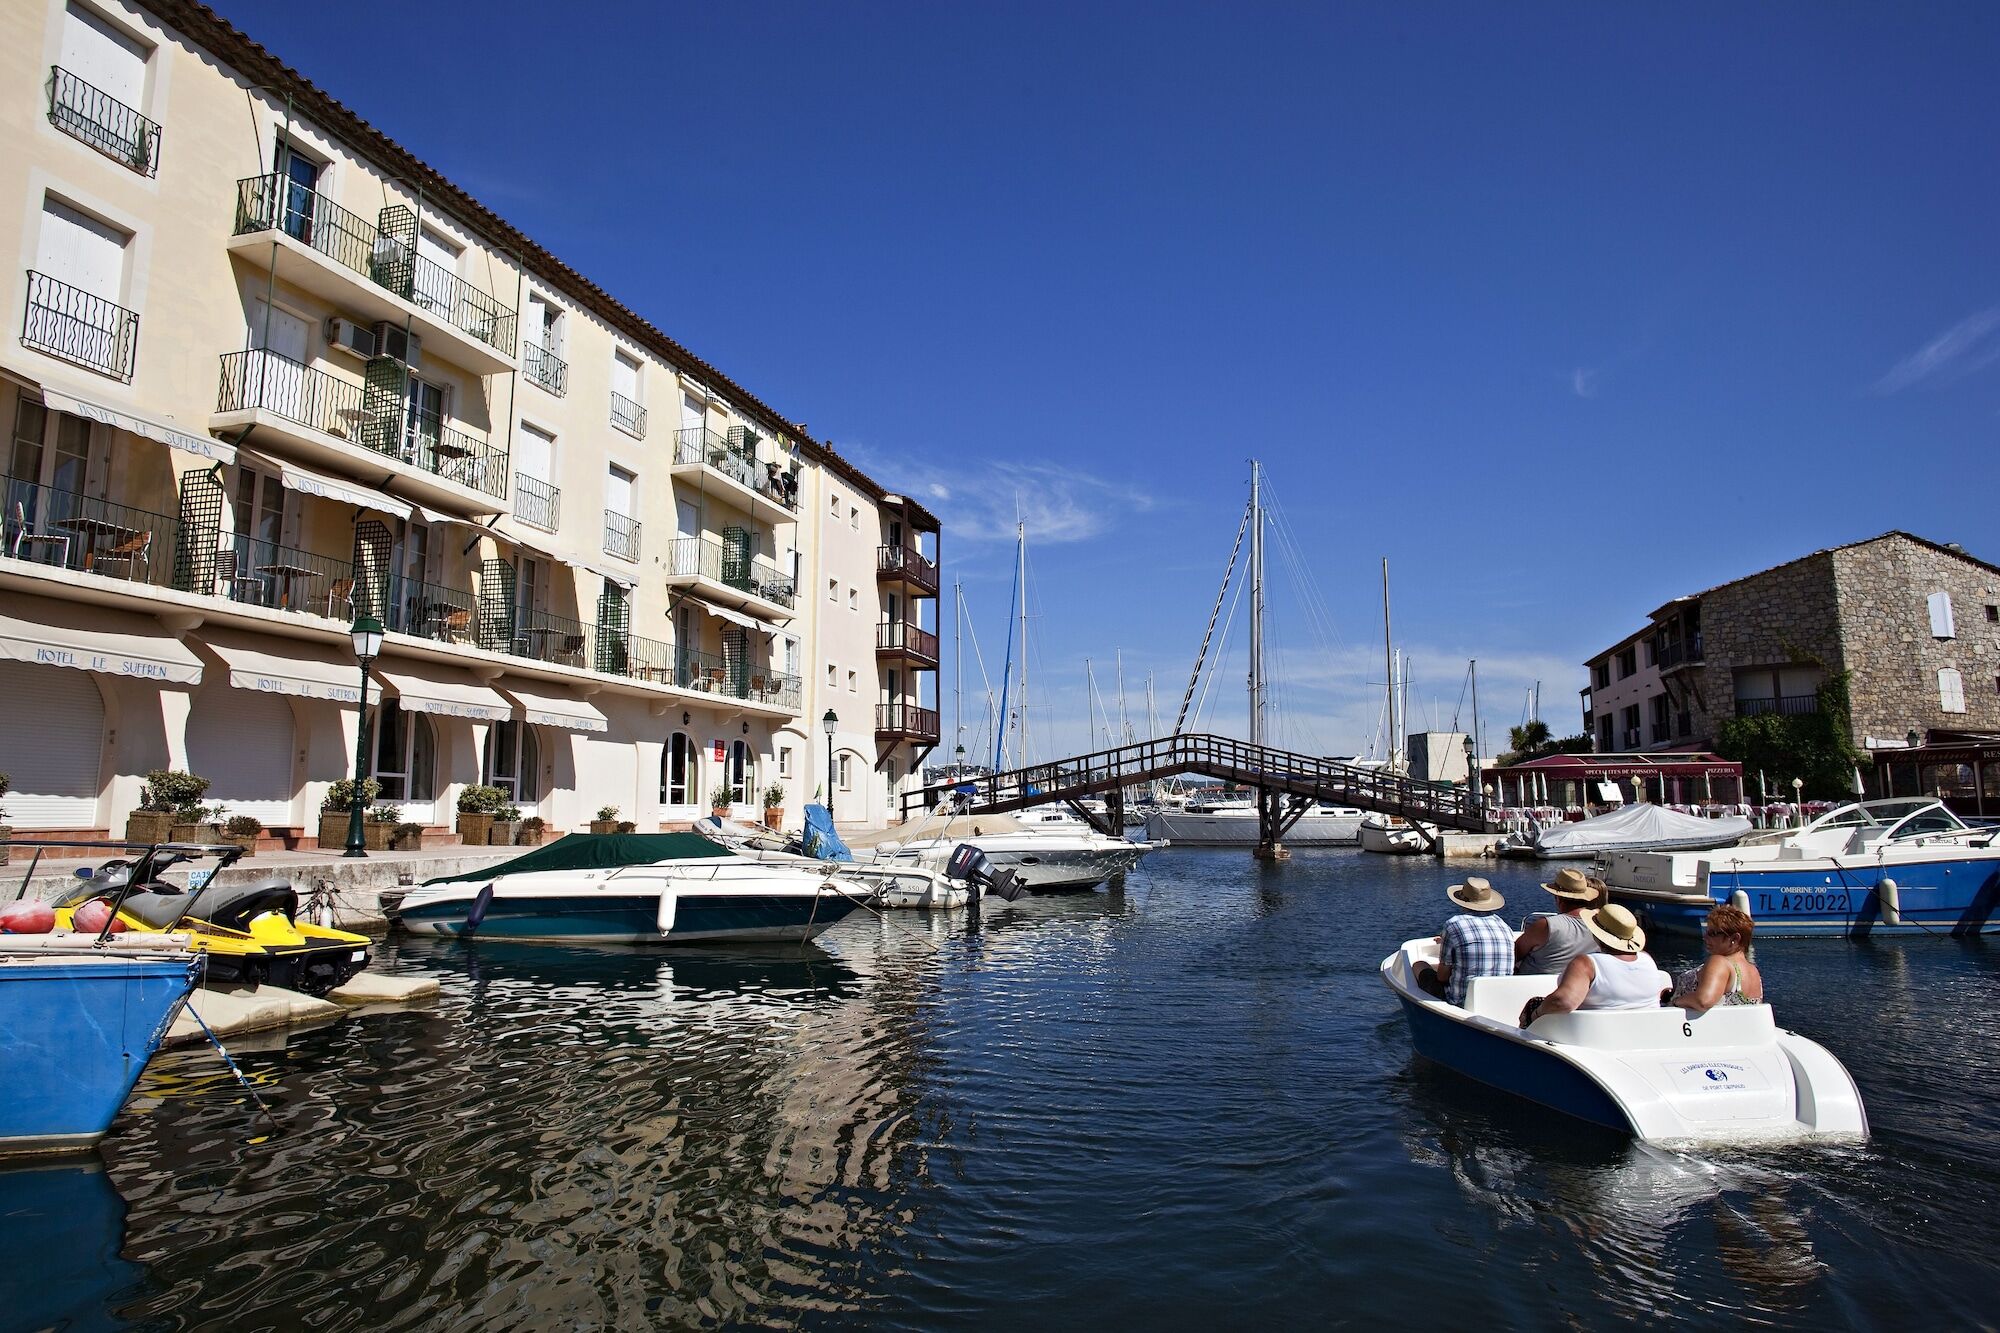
[0,0,939,842]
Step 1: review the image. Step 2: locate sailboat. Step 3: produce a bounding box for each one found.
[1358,559,1434,855]
[1144,463,1367,848]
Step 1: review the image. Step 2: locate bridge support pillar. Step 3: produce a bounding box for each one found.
[1254,787,1291,861]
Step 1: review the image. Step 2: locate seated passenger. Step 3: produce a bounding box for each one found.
[1522,904,1660,1024]
[1515,866,1603,975]
[1671,904,1763,1012]
[1412,877,1513,1007]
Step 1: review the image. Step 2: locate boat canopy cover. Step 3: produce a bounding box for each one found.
[1534,803,1752,856]
[424,832,726,884]
[802,804,851,862]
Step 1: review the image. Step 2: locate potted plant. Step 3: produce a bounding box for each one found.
[517,815,548,846]
[318,777,382,849]
[710,784,733,822]
[761,782,786,830]
[456,785,505,846]
[221,814,261,857]
[129,770,208,844]
[615,820,637,834]
[590,805,620,835]
[489,804,522,846]
[363,806,399,851]
[171,802,225,844]
[391,821,426,852]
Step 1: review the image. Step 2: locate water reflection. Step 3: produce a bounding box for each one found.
[0,1160,151,1329]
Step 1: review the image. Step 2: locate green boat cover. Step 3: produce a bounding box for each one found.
[424,832,727,885]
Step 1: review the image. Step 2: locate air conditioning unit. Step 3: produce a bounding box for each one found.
[325,317,376,360]
[370,321,421,368]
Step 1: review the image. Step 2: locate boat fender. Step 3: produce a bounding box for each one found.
[1729,889,1751,916]
[876,840,902,856]
[71,899,127,935]
[1876,878,1902,927]
[0,898,55,933]
[463,883,496,932]
[654,887,678,935]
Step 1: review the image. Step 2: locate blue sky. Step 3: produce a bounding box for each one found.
[226,1,2000,762]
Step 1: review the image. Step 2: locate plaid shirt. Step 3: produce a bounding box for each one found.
[1439,912,1515,1007]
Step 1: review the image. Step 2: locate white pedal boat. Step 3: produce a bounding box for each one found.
[1381,937,1867,1144]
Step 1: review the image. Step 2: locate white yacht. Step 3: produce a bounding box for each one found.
[1146,795,1365,846]
[1358,812,1433,855]
[884,811,1152,892]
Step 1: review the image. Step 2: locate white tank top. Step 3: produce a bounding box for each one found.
[1584,952,1663,1010]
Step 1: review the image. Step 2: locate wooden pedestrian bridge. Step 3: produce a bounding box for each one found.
[902,733,1500,856]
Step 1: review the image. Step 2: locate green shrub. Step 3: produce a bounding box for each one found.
[709,784,734,810]
[368,805,402,823]
[394,822,425,839]
[762,782,785,809]
[142,770,210,813]
[224,815,262,836]
[615,820,637,834]
[595,805,620,821]
[322,777,382,812]
[456,785,507,814]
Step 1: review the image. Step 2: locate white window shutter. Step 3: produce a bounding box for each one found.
[1939,667,1965,713]
[1928,591,1956,639]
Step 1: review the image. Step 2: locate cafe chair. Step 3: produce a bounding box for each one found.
[7,500,70,566]
[325,576,356,619]
[98,529,152,582]
[213,549,267,604]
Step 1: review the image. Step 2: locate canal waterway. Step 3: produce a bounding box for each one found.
[5,849,1995,1329]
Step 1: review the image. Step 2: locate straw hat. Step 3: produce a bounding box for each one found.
[1582,902,1646,953]
[1542,867,1598,902]
[1446,876,1505,913]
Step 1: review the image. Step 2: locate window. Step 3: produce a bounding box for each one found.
[782,636,799,677]
[1939,667,1966,713]
[726,739,755,805]
[1593,662,1610,689]
[830,492,840,516]
[1986,604,1997,623]
[482,720,541,803]
[30,197,133,379]
[847,669,857,693]
[8,396,96,499]
[372,699,436,801]
[604,464,638,559]
[661,732,695,805]
[610,350,644,436]
[54,3,155,172]
[514,423,558,531]
[779,746,793,778]
[850,506,859,529]
[827,578,838,603]
[1598,716,1613,751]
[827,663,836,689]
[848,588,858,612]
[837,754,852,791]
[1928,592,1956,640]
[523,292,565,394]
[1616,647,1637,679]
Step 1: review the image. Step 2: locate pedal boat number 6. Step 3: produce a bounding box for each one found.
[1381,936,1867,1144]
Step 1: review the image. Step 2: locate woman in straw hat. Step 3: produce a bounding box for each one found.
[1523,902,1663,1023]
[1515,866,1603,976]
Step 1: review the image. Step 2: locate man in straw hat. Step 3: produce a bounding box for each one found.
[1525,902,1664,1024]
[1515,866,1604,976]
[1413,876,1513,1007]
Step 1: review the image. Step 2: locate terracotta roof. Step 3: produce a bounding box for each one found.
[1648,530,1999,620]
[152,0,905,507]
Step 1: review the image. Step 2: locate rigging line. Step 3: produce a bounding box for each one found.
[1175,496,1251,735]
[1447,659,1472,734]
[1189,560,1249,733]
[1262,485,1348,657]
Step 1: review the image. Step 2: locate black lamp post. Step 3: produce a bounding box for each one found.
[822,708,839,822]
[343,614,385,858]
[1463,733,1478,806]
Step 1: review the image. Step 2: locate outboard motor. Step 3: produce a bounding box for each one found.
[944,844,1028,902]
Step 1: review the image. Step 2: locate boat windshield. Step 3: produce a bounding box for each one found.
[1808,798,1950,832]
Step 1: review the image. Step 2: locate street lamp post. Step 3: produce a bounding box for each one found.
[344,615,385,858]
[822,709,839,823]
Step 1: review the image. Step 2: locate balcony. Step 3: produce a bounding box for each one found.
[663,535,796,621]
[214,349,509,509]
[610,393,646,439]
[875,620,939,665]
[1736,694,1821,719]
[1655,633,1704,672]
[513,473,559,532]
[669,426,797,524]
[47,66,159,176]
[876,543,938,596]
[876,702,940,743]
[227,175,516,374]
[21,271,138,382]
[603,509,641,562]
[523,342,566,396]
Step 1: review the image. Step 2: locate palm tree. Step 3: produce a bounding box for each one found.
[1507,720,1552,759]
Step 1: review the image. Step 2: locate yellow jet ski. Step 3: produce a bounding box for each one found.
[48,844,371,996]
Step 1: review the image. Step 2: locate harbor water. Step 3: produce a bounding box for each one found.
[5,850,1995,1329]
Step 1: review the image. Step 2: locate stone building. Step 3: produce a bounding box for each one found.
[1635,532,2000,757]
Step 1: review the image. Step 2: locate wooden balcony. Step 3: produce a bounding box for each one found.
[875,620,939,666]
[876,702,940,743]
[876,543,938,595]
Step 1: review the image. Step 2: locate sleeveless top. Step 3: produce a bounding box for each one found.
[1518,913,1599,976]
[1582,951,1663,1010]
[1672,959,1758,1006]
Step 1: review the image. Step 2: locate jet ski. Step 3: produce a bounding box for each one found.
[45,843,371,996]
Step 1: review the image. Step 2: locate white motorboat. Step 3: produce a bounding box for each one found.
[1145,797,1364,846]
[1358,813,1432,854]
[1381,935,1868,1143]
[390,832,864,944]
[880,811,1152,892]
[1501,803,1754,861]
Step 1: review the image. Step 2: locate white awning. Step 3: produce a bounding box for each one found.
[411,503,503,538]
[189,627,363,703]
[574,557,638,590]
[489,521,564,565]
[372,659,510,722]
[40,383,236,464]
[700,601,761,632]
[245,454,411,519]
[0,593,202,685]
[495,679,607,733]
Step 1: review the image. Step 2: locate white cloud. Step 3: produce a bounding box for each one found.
[1874,306,2000,393]
[843,447,1156,547]
[1571,367,1599,399]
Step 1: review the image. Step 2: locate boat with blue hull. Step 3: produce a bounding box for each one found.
[387,832,864,945]
[1,938,198,1156]
[1382,936,1868,1144]
[1603,798,2000,938]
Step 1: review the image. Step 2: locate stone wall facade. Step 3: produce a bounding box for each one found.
[1668,552,1843,746]
[1831,537,2000,742]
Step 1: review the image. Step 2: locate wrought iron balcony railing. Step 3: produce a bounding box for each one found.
[513,472,559,532]
[610,392,646,438]
[47,66,159,175]
[672,426,797,511]
[523,341,567,396]
[603,509,641,561]
[4,473,176,588]
[231,175,517,355]
[1736,694,1821,719]
[664,535,796,608]
[22,271,138,381]
[370,573,478,645]
[216,349,508,500]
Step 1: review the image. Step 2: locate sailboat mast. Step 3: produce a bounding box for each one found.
[1016,521,1028,769]
[1117,649,1128,744]
[1469,657,1482,794]
[952,579,964,771]
[1248,462,1266,748]
[1381,557,1395,768]
[1086,657,1096,753]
